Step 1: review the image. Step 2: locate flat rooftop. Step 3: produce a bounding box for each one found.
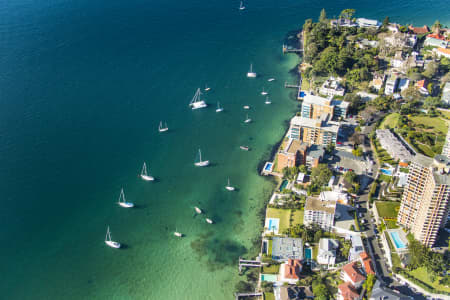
[305,197,336,214]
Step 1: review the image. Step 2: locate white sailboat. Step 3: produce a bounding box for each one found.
[265,97,272,104]
[194,149,210,167]
[117,188,134,208]
[195,206,202,214]
[243,105,250,110]
[105,226,121,248]
[174,229,183,237]
[158,121,168,132]
[204,84,211,92]
[206,218,213,224]
[189,88,207,110]
[225,178,235,191]
[239,1,245,10]
[268,78,275,82]
[246,64,256,78]
[140,162,155,181]
[240,145,250,151]
[244,114,252,123]
[261,87,268,96]
[216,102,224,112]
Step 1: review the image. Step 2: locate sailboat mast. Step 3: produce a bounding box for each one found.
[198,149,202,162]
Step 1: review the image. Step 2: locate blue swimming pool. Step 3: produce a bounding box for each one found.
[261,274,278,282]
[380,168,393,175]
[267,218,279,232]
[390,231,406,249]
[305,248,312,259]
[265,162,273,171]
[279,180,289,191]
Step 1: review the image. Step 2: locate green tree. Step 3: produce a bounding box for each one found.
[352,147,363,157]
[344,170,357,183]
[363,274,376,295]
[339,9,356,20]
[423,61,439,79]
[424,96,440,109]
[311,164,333,187]
[312,277,331,300]
[431,20,442,33]
[319,8,327,23]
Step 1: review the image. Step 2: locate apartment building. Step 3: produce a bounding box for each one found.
[301,94,349,120]
[442,129,450,159]
[304,196,336,231]
[384,74,399,95]
[289,114,340,146]
[275,139,307,172]
[397,154,450,247]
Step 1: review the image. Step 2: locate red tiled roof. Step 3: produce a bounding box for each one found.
[284,259,302,279]
[338,282,359,300]
[436,48,450,55]
[427,33,446,40]
[360,252,375,275]
[399,161,409,167]
[416,79,427,89]
[408,25,429,34]
[342,262,366,284]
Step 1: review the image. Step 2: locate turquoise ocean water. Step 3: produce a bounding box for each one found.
[0,0,448,299]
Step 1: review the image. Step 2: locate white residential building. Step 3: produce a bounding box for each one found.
[304,196,336,231]
[356,18,381,28]
[319,77,345,97]
[384,74,399,95]
[442,82,450,105]
[317,238,339,265]
[319,190,350,204]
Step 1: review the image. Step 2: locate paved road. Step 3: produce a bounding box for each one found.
[356,112,429,299]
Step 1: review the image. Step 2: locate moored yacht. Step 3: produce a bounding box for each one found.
[140,162,155,181]
[246,64,256,78]
[118,188,134,208]
[105,226,121,249]
[189,88,207,110]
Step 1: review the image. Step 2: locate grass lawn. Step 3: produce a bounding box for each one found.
[385,219,399,229]
[408,267,450,293]
[410,116,448,135]
[439,110,450,119]
[266,207,291,233]
[379,174,392,183]
[266,208,304,234]
[416,143,435,157]
[376,201,400,219]
[380,113,401,129]
[312,244,318,259]
[264,292,275,300]
[268,239,273,255]
[262,263,280,274]
[291,210,304,226]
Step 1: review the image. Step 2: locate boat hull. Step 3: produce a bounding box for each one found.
[261,92,268,95]
[247,72,256,78]
[141,175,155,181]
[159,128,168,132]
[243,106,250,110]
[226,186,235,191]
[119,202,134,208]
[195,161,210,167]
[174,232,183,237]
[195,207,202,214]
[105,241,121,248]
[206,218,213,224]
[240,146,249,151]
[244,119,252,123]
[191,101,207,109]
[216,108,223,112]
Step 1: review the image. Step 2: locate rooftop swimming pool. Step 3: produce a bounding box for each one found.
[390,231,406,249]
[261,274,278,282]
[279,180,289,191]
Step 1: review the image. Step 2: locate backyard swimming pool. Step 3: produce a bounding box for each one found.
[265,218,279,234]
[390,231,406,249]
[279,180,289,191]
[305,248,312,260]
[264,162,273,172]
[380,168,393,175]
[261,274,278,282]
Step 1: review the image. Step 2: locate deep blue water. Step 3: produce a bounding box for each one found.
[0,0,448,299]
